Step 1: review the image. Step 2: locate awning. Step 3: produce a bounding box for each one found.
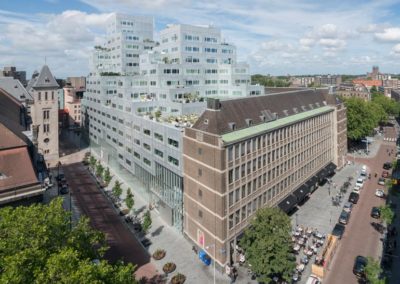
[278,194,297,213]
[198,250,211,266]
[327,162,337,174]
[305,176,318,188]
[293,184,310,202]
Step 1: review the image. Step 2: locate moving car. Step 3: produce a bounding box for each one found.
[353,255,367,278]
[332,223,345,239]
[305,275,321,284]
[378,177,385,186]
[343,202,353,213]
[383,162,392,170]
[382,171,390,178]
[339,210,351,225]
[371,207,381,218]
[355,178,364,188]
[348,192,360,204]
[375,189,385,198]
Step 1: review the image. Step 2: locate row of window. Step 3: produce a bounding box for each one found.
[227,114,330,162]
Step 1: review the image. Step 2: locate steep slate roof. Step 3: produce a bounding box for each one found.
[192,89,331,135]
[31,65,59,89]
[0,123,26,150]
[0,147,39,192]
[0,77,33,102]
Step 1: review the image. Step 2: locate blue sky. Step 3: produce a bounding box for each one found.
[2,0,400,78]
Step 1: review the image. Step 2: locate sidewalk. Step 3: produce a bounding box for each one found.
[92,151,231,284]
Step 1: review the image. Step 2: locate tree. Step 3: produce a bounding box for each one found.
[103,167,111,185]
[142,211,152,233]
[379,205,395,225]
[125,188,134,211]
[112,181,122,200]
[365,257,385,284]
[345,97,377,140]
[239,207,296,283]
[0,198,136,284]
[89,156,97,171]
[95,162,104,178]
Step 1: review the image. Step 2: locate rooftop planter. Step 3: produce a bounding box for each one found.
[152,249,166,260]
[163,262,176,274]
[171,273,186,284]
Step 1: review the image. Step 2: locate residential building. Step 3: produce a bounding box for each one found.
[63,84,82,127]
[0,66,27,86]
[83,13,264,232]
[67,76,86,90]
[183,89,347,267]
[27,65,60,166]
[290,76,314,87]
[314,75,342,86]
[0,77,33,119]
[352,79,382,88]
[336,83,370,101]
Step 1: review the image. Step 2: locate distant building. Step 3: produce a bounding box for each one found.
[352,79,383,88]
[63,84,82,127]
[391,89,400,102]
[0,77,33,119]
[27,65,60,166]
[367,66,389,81]
[0,66,27,86]
[290,76,314,87]
[314,75,342,86]
[67,76,86,90]
[336,83,370,101]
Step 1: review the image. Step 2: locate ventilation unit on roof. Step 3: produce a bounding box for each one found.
[228,122,236,131]
[260,115,266,122]
[283,110,289,116]
[293,107,298,114]
[245,118,253,126]
[301,105,307,111]
[322,101,327,106]
[315,102,321,107]
[272,112,278,120]
[309,104,314,109]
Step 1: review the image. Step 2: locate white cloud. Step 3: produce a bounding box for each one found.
[375,27,400,42]
[319,38,346,51]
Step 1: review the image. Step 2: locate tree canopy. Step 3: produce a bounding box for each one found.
[251,74,291,87]
[239,207,295,283]
[0,199,136,284]
[365,257,385,284]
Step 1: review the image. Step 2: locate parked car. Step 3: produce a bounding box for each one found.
[375,189,385,198]
[353,185,361,194]
[332,223,345,239]
[349,192,360,204]
[382,171,390,178]
[60,184,69,195]
[339,210,351,225]
[353,255,367,278]
[343,202,353,213]
[141,238,152,247]
[355,178,364,188]
[383,162,392,170]
[371,207,381,218]
[378,177,385,186]
[360,171,367,180]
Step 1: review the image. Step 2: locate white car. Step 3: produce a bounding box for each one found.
[375,189,385,198]
[353,185,361,194]
[355,178,364,188]
[306,275,322,284]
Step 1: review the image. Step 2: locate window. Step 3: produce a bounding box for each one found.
[143,158,151,166]
[198,169,202,177]
[154,132,163,141]
[143,143,151,151]
[168,138,179,148]
[198,189,202,198]
[38,92,41,100]
[45,92,48,100]
[168,156,179,166]
[43,124,50,133]
[134,152,140,159]
[43,110,50,120]
[198,210,203,218]
[154,149,163,158]
[143,129,151,136]
[198,148,202,155]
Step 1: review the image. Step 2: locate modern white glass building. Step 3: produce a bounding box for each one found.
[82,13,264,232]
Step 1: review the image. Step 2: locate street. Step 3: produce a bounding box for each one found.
[325,126,397,284]
[60,154,159,282]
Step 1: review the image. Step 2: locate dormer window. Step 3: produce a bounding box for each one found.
[301,105,307,111]
[45,77,50,83]
[293,107,298,113]
[228,122,236,131]
[260,115,266,122]
[245,118,252,126]
[204,119,208,125]
[282,110,289,116]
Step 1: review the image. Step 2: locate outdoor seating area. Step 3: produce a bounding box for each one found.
[291,225,326,282]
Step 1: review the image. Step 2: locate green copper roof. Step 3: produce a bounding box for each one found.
[221,105,334,144]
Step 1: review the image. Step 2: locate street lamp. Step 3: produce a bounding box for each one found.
[205,244,216,284]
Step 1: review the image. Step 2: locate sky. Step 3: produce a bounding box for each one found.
[2,0,400,78]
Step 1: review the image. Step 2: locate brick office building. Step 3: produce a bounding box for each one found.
[183,89,347,268]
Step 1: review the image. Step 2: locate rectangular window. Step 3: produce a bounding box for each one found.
[43,124,50,133]
[154,132,163,141]
[154,149,163,158]
[143,129,151,136]
[168,156,179,166]
[168,138,179,148]
[43,110,50,120]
